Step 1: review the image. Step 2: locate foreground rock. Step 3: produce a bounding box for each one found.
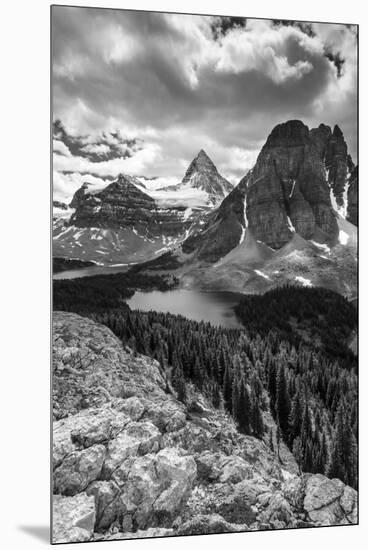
[52,312,357,542]
[52,493,95,543]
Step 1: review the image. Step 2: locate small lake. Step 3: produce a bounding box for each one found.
[53,264,130,280]
[126,289,244,329]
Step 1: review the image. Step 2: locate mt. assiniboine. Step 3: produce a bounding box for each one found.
[156,149,234,205]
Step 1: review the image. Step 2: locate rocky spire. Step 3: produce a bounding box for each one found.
[181,150,233,200]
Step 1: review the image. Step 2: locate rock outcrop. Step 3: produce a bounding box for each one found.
[53,200,69,210]
[324,125,354,209]
[347,166,358,226]
[52,312,357,542]
[70,175,157,231]
[54,172,213,265]
[69,173,204,240]
[182,175,248,262]
[69,182,91,209]
[246,120,338,248]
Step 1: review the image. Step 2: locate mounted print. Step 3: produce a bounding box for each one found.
[52,5,358,544]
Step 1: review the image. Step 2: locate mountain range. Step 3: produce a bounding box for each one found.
[53,120,357,297]
[53,150,230,264]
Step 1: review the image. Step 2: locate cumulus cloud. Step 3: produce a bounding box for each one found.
[52,7,357,201]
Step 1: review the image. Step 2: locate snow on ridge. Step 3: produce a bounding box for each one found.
[254,269,271,280]
[295,276,313,287]
[287,216,296,232]
[289,179,296,198]
[54,226,73,240]
[243,195,248,228]
[339,230,349,245]
[310,240,330,253]
[340,178,349,218]
[239,225,246,245]
[238,195,248,246]
[183,207,193,221]
[329,183,348,218]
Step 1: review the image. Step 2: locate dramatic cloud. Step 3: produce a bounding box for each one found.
[52,7,357,202]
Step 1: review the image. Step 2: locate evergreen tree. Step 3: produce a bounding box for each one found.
[223,363,233,413]
[234,377,252,435]
[276,364,291,437]
[289,390,303,443]
[292,436,303,474]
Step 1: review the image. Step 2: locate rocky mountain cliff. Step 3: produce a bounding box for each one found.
[52,312,357,543]
[246,120,339,248]
[53,175,211,265]
[145,120,357,297]
[347,166,358,226]
[183,120,356,261]
[70,174,157,231]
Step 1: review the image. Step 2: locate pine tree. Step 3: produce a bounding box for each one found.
[252,398,265,438]
[276,365,291,437]
[289,390,303,443]
[276,422,282,462]
[234,377,252,435]
[223,363,233,413]
[292,436,303,474]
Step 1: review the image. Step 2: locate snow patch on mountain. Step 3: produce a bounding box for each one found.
[254,269,271,280]
[310,241,331,253]
[339,230,349,245]
[295,276,313,287]
[287,216,296,232]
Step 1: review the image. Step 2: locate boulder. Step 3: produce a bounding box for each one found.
[86,480,123,531]
[144,401,187,433]
[53,493,96,543]
[116,396,145,421]
[196,451,221,482]
[218,455,254,483]
[103,421,161,478]
[54,444,106,496]
[215,478,269,524]
[121,448,197,529]
[282,475,306,510]
[258,492,293,525]
[303,474,346,524]
[340,485,358,524]
[53,407,130,468]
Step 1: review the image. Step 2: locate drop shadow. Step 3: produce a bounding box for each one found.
[18,525,50,544]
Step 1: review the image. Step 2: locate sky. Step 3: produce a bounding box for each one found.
[52,6,358,202]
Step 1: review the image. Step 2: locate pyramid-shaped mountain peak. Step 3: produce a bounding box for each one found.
[181,150,233,200]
